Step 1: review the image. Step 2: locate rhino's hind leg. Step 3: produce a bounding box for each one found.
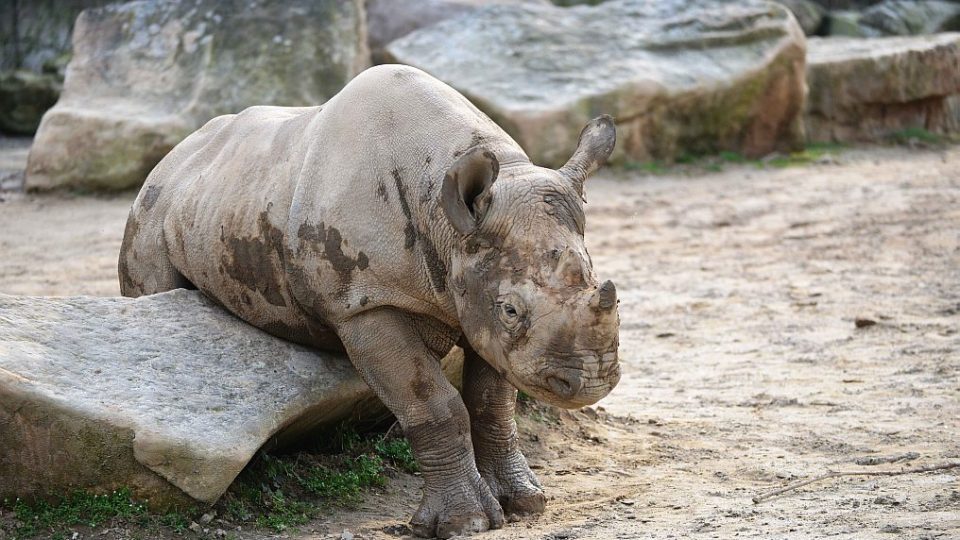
[118,211,195,297]
[338,309,504,539]
[462,345,546,519]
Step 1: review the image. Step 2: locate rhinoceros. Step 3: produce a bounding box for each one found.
[119,64,620,538]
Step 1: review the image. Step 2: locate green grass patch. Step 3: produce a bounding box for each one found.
[4,489,147,538]
[2,426,421,538]
[886,127,950,145]
[619,143,848,175]
[623,160,668,174]
[375,437,419,474]
[217,426,419,533]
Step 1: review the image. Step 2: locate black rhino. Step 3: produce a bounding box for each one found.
[119,65,620,538]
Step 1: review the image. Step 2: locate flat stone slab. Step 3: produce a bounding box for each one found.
[805,33,960,141]
[0,290,460,507]
[386,0,806,166]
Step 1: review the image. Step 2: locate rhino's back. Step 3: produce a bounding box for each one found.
[121,104,328,346]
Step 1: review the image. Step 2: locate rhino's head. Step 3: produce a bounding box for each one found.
[443,116,621,409]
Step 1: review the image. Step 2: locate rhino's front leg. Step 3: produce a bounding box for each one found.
[337,310,504,539]
[462,345,546,519]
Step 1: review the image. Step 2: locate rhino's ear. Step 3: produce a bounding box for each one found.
[441,147,499,236]
[559,115,616,196]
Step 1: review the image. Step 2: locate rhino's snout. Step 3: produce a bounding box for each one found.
[535,350,620,408]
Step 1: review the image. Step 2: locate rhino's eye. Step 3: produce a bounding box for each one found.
[496,296,526,332]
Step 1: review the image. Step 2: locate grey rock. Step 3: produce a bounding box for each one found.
[386,0,807,166]
[811,0,881,9]
[366,0,548,64]
[860,0,960,35]
[25,0,370,191]
[0,290,463,506]
[805,34,960,142]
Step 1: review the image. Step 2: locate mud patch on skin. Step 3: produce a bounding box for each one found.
[296,221,370,288]
[421,237,448,292]
[376,180,389,203]
[140,185,162,212]
[393,168,449,291]
[220,211,287,307]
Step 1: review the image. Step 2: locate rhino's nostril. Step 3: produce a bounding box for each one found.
[547,371,583,399]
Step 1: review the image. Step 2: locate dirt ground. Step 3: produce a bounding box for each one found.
[1,140,958,539]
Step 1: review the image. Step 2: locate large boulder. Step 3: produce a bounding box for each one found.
[366,0,548,64]
[0,290,462,507]
[386,0,807,166]
[25,0,369,192]
[805,34,960,142]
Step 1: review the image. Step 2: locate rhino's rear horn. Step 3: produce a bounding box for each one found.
[591,279,617,311]
[559,115,616,196]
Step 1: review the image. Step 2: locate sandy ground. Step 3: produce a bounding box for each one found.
[1,141,958,539]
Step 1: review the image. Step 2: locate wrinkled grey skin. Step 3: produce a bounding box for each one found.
[119,65,620,538]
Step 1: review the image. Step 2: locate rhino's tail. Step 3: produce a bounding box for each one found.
[118,207,195,297]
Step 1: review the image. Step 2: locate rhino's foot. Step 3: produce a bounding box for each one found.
[478,449,546,520]
[410,474,505,539]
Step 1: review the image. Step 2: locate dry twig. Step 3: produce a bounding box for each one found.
[752,462,960,504]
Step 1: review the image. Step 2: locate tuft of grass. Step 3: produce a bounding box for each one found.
[623,160,668,174]
[375,437,419,474]
[298,454,385,501]
[158,511,191,534]
[216,428,420,533]
[717,150,747,163]
[253,489,315,532]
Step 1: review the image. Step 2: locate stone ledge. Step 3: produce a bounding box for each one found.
[805,33,960,141]
[0,290,461,508]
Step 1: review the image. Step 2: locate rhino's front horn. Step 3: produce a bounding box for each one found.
[591,280,617,311]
